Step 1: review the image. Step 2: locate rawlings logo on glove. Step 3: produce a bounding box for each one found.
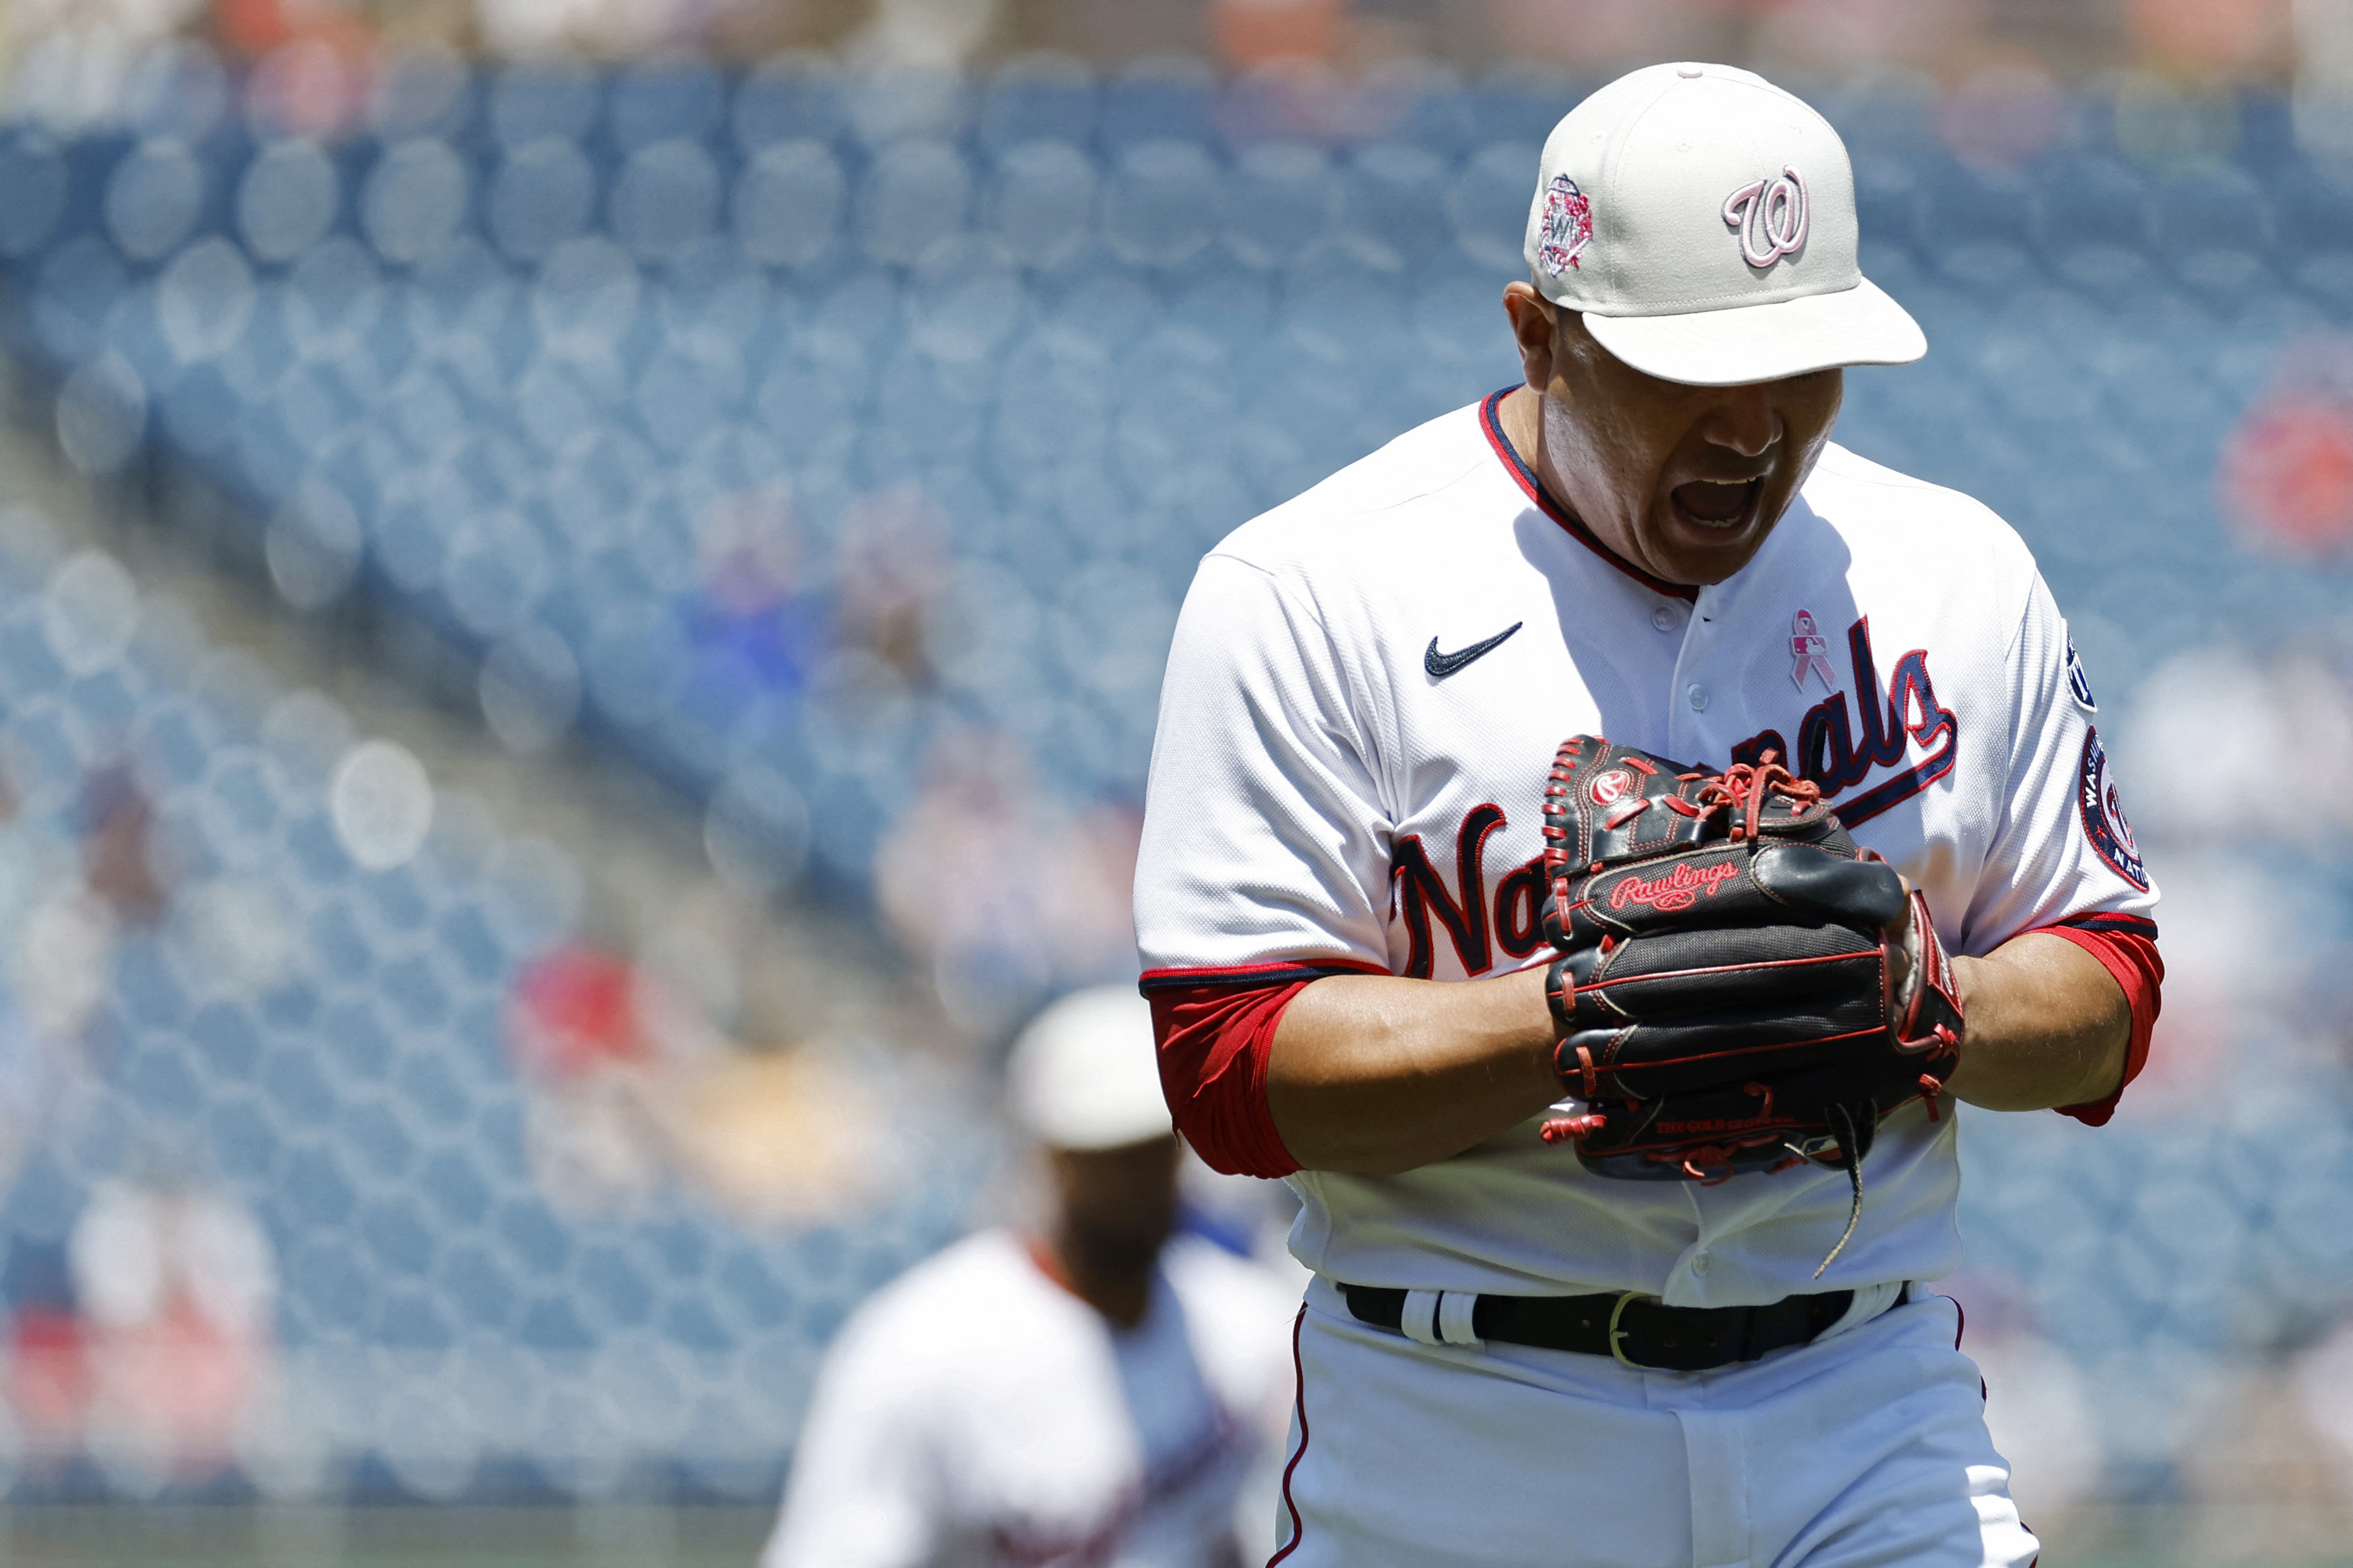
[1607,860,1741,912]
[1534,736,1965,1276]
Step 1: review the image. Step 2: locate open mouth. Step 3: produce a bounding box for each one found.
[1670,477,1764,532]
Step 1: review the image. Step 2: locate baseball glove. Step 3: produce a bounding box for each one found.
[1535,736,1965,1273]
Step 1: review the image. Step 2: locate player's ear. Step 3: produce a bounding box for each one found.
[1502,281,1557,392]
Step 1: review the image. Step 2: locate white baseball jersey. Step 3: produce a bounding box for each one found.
[761,1229,1296,1568]
[1135,390,2156,1308]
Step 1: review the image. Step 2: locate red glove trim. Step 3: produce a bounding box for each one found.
[2035,921,2162,1127]
[1145,978,1311,1179]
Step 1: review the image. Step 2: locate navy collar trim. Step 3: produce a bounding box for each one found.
[1477,389,1700,604]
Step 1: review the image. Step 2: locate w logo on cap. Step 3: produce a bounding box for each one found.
[1723,166,1809,269]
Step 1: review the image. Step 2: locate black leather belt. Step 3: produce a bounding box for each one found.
[1341,1282,1907,1373]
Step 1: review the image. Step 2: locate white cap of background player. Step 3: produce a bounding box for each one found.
[1522,62,1925,387]
[1006,986,1172,1151]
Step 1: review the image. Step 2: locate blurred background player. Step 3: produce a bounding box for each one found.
[761,986,1295,1568]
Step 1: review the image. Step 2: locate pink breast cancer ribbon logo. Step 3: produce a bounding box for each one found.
[1723,166,1809,270]
[1790,610,1835,693]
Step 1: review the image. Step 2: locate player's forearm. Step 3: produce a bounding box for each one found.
[1266,968,1562,1175]
[1942,932,2129,1111]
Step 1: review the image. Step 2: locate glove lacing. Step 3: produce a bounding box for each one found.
[1682,752,1823,840]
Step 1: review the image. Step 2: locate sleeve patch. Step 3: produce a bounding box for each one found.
[2077,726,2146,891]
[2065,631,2096,712]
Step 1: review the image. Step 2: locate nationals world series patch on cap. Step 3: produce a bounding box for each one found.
[1537,175,1593,275]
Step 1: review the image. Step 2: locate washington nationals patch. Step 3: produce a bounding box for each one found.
[2077,728,2145,890]
[2065,633,2096,712]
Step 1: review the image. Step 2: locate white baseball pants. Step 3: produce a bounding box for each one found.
[1268,1278,2038,1568]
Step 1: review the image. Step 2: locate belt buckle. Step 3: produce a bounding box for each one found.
[1607,1291,1661,1369]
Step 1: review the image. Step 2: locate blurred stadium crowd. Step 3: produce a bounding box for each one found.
[0,0,2344,1550]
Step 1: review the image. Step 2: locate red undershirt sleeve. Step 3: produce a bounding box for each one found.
[2033,923,2161,1127]
[1146,980,1309,1179]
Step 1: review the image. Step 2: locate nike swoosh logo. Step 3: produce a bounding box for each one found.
[1424,622,1524,679]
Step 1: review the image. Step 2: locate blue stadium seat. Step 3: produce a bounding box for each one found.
[2035,155,2155,291]
[1098,57,1217,150]
[734,53,847,150]
[1914,163,2038,292]
[489,62,601,149]
[608,55,727,151]
[977,54,1099,152]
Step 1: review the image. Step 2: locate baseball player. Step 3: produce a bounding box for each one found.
[1135,63,2161,1567]
[761,986,1296,1568]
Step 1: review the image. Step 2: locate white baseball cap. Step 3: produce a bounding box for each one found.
[1005,986,1172,1151]
[1522,62,1925,387]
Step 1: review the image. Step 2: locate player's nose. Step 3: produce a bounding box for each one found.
[1694,385,1781,460]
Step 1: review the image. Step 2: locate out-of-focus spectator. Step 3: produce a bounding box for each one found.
[669,1046,886,1222]
[215,0,381,137]
[834,484,952,687]
[80,764,167,927]
[763,986,1297,1568]
[4,1239,97,1474]
[689,484,827,707]
[5,767,132,1050]
[1935,60,2070,168]
[1209,0,1347,72]
[2300,0,2353,159]
[2125,0,2286,79]
[2222,336,2353,557]
[0,762,83,1179]
[509,938,882,1219]
[6,0,203,47]
[474,0,776,56]
[1752,0,1977,77]
[512,939,740,1202]
[512,942,660,1083]
[848,0,1003,66]
[68,1176,277,1486]
[875,731,1143,1030]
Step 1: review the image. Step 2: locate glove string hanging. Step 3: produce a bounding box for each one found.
[1809,1103,1867,1280]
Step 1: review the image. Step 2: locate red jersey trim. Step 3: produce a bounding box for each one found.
[1268,1305,1311,1565]
[1138,958,1389,993]
[2026,922,2161,1127]
[1477,388,1701,604]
